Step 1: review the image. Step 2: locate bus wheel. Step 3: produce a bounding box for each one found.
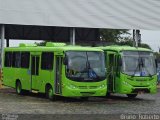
[127,94,137,98]
[106,92,111,97]
[81,97,89,101]
[46,86,56,100]
[16,81,23,95]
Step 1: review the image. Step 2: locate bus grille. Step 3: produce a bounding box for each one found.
[89,86,97,89]
[136,79,147,81]
[80,92,95,96]
[132,88,150,93]
[79,86,97,89]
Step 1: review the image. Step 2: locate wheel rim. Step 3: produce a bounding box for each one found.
[17,83,21,94]
[48,88,53,99]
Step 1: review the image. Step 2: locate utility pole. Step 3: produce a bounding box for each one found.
[133,29,136,47]
[70,27,75,45]
[0,24,5,68]
[133,29,141,47]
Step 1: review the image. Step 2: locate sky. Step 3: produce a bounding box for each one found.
[6,30,160,52]
[140,30,160,52]
[5,40,43,48]
[129,30,160,52]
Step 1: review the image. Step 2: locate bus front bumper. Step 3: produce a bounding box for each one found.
[62,86,107,97]
[119,82,157,94]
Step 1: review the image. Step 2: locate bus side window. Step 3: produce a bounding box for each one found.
[41,52,54,70]
[21,52,30,68]
[4,52,12,67]
[12,52,21,68]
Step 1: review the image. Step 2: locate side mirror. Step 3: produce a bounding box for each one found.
[63,57,68,65]
[155,59,158,68]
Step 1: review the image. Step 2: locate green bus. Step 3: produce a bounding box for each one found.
[2,42,107,100]
[97,45,157,98]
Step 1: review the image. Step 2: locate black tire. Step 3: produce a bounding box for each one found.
[22,90,30,95]
[81,97,89,101]
[127,94,137,98]
[46,85,56,101]
[106,92,111,97]
[16,81,24,95]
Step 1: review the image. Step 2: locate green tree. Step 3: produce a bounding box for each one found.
[100,29,130,42]
[139,43,151,49]
[117,37,133,46]
[118,40,151,50]
[100,29,151,50]
[116,35,151,49]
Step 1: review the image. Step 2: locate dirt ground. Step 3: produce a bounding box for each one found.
[0,87,160,120]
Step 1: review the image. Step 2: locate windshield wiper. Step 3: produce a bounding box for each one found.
[131,58,141,77]
[87,61,99,78]
[86,52,99,79]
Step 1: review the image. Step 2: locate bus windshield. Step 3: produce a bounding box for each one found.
[65,51,106,81]
[121,51,156,76]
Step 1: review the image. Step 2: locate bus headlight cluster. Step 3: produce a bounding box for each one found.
[123,81,130,86]
[151,82,156,86]
[99,84,105,88]
[69,84,77,89]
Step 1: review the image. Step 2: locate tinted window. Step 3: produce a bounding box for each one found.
[21,52,30,68]
[41,52,54,70]
[4,52,12,67]
[12,52,21,68]
[31,56,39,75]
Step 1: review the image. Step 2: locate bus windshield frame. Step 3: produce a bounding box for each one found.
[65,51,106,82]
[121,51,156,77]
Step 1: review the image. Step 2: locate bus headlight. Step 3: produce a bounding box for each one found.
[99,84,105,88]
[123,81,130,86]
[151,82,156,86]
[69,84,77,89]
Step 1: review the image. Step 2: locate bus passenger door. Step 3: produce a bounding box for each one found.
[31,56,40,90]
[54,56,62,95]
[108,53,116,93]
